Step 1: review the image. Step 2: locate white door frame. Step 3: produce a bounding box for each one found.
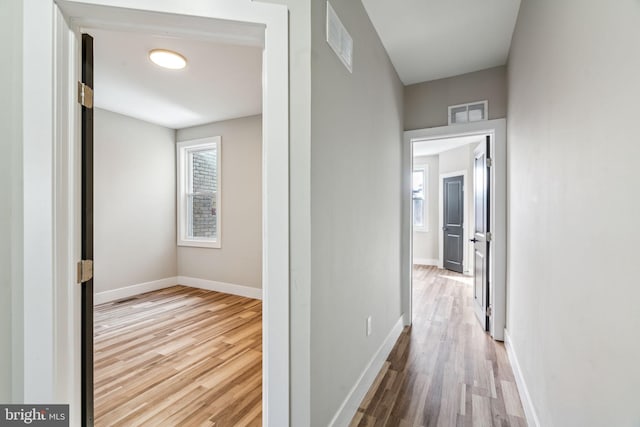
[402,119,506,340]
[42,1,289,425]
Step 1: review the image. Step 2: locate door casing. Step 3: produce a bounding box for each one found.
[51,1,290,425]
[403,119,507,340]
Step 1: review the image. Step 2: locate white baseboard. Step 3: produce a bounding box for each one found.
[94,277,178,305]
[413,258,438,266]
[177,276,262,300]
[402,312,411,326]
[329,316,405,427]
[504,329,541,427]
[94,276,262,305]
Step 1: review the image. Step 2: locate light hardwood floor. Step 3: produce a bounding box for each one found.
[94,286,262,427]
[350,266,527,427]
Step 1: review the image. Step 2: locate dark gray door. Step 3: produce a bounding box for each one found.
[443,175,464,273]
[472,136,490,331]
[80,33,95,427]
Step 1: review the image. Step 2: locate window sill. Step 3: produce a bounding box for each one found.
[177,240,221,249]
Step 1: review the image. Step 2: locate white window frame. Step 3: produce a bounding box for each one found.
[412,164,428,232]
[177,136,222,248]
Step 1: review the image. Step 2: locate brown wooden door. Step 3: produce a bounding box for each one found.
[81,32,95,427]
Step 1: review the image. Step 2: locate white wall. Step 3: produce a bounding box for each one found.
[0,0,23,402]
[412,155,439,264]
[439,144,475,274]
[309,0,404,424]
[439,144,473,175]
[176,115,262,289]
[94,108,177,293]
[507,1,640,426]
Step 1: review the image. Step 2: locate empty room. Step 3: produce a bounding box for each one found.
[89,25,265,425]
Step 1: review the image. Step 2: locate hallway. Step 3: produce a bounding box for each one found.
[350,266,526,426]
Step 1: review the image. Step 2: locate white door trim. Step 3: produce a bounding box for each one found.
[48,1,289,425]
[439,170,468,272]
[402,119,506,341]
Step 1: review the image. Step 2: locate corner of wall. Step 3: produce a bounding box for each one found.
[504,330,540,427]
[328,317,404,427]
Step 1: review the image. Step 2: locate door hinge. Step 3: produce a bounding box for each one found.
[486,304,493,317]
[486,158,493,167]
[486,232,493,242]
[77,82,94,109]
[77,259,94,283]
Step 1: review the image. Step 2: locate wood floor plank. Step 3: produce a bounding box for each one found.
[94,285,262,426]
[471,394,492,427]
[350,266,527,427]
[500,380,525,418]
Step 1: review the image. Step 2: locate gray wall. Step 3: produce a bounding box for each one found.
[412,155,439,263]
[0,0,23,402]
[94,108,177,293]
[507,1,640,426]
[176,115,262,289]
[404,66,507,130]
[310,0,404,424]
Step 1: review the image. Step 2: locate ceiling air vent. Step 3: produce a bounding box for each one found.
[448,101,488,125]
[326,1,353,73]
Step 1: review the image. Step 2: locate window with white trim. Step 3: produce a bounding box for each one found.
[177,137,221,248]
[413,165,428,231]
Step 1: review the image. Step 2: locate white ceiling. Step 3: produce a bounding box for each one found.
[361,0,521,85]
[413,134,485,157]
[91,27,263,129]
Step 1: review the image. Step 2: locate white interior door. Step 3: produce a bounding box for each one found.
[472,136,490,330]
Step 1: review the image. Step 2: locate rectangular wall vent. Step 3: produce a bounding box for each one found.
[326,1,353,73]
[448,100,488,125]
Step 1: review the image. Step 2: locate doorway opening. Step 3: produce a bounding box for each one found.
[403,120,506,341]
[53,2,289,425]
[87,25,265,425]
[411,134,485,326]
[411,135,482,275]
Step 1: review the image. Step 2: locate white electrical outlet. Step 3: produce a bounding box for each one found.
[366,316,372,336]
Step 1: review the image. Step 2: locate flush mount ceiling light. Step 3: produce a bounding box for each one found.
[149,49,187,70]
